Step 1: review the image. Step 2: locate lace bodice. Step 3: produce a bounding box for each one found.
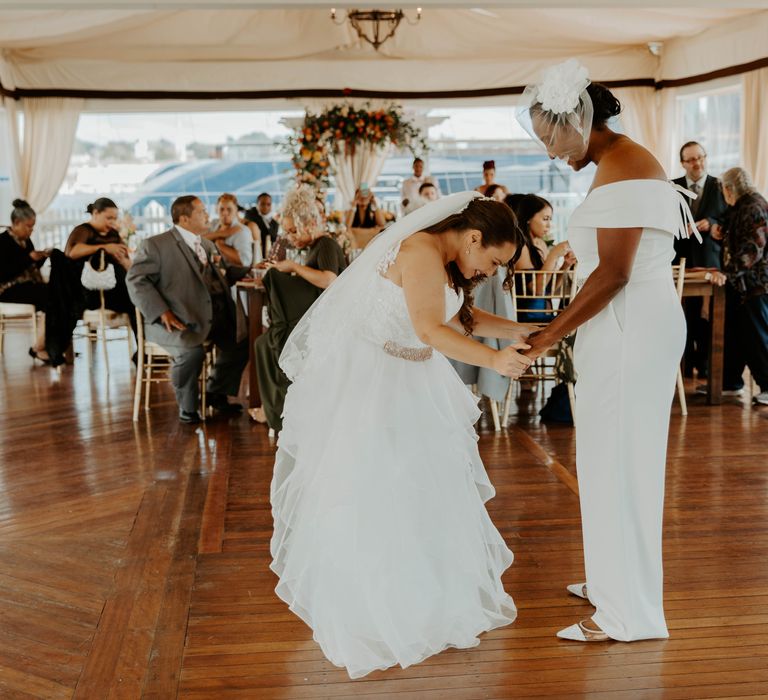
[359,241,463,350]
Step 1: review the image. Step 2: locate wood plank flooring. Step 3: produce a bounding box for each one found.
[0,328,766,699]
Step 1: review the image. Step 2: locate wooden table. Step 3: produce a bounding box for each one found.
[236,280,266,409]
[682,275,726,404]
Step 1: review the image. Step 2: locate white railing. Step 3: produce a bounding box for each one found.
[33,201,171,251]
[32,191,583,252]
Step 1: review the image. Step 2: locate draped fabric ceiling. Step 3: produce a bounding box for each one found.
[0,5,766,99]
[1,2,768,208]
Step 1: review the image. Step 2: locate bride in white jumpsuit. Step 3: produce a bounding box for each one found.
[518,61,697,642]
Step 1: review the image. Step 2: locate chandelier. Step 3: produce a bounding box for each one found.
[330,8,422,51]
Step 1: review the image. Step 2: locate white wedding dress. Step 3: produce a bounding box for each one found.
[270,194,516,679]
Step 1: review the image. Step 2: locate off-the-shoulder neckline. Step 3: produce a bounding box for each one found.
[587,178,671,196]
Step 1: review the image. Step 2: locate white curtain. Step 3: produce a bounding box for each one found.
[0,98,21,198]
[615,86,679,176]
[329,143,391,210]
[615,87,658,152]
[19,97,83,212]
[2,97,83,213]
[742,68,768,194]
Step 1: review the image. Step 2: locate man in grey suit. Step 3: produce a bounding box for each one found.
[127,195,248,423]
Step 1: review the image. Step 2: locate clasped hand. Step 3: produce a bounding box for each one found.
[493,342,533,379]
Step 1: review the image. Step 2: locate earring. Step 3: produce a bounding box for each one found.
[466,246,470,254]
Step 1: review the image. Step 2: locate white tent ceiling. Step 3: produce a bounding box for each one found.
[0,4,766,102]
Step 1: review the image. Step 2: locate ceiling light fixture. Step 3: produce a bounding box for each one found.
[330,7,422,51]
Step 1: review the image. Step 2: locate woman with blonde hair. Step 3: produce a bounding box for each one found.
[204,193,254,267]
[253,185,347,428]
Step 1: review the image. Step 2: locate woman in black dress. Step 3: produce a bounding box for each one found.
[64,197,137,337]
[0,199,51,360]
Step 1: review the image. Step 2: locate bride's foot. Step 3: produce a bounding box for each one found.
[567,583,588,600]
[557,619,610,642]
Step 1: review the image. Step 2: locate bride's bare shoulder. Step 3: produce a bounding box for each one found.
[398,232,443,262]
[592,138,666,189]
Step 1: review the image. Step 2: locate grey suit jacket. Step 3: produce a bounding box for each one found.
[127,227,233,349]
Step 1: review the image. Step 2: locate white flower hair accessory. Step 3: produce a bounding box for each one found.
[535,59,590,115]
[516,59,595,161]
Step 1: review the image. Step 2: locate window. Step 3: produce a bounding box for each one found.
[676,82,742,175]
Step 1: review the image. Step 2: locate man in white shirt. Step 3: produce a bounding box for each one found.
[401,158,440,211]
[672,141,728,379]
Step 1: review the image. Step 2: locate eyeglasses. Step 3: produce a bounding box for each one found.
[682,155,707,164]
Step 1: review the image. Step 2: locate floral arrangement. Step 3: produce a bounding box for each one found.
[118,211,138,249]
[287,103,428,188]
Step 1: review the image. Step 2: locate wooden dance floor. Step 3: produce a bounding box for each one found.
[0,329,767,699]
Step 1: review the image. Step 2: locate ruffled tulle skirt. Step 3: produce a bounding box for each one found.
[270,335,516,679]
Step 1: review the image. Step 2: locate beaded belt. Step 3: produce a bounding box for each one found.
[383,341,433,361]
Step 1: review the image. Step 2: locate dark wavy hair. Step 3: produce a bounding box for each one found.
[513,194,552,270]
[423,197,523,334]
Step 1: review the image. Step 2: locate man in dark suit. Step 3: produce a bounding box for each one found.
[244,192,279,258]
[672,141,728,377]
[127,196,248,423]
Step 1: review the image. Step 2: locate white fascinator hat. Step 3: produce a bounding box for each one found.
[516,59,594,161]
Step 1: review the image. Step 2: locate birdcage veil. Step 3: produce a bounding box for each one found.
[516,59,594,160]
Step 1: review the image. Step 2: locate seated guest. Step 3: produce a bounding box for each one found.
[127,195,249,423]
[512,194,575,322]
[65,197,136,337]
[403,181,440,215]
[419,181,440,203]
[344,185,386,248]
[704,168,768,404]
[0,199,50,361]
[475,160,497,195]
[253,185,347,430]
[244,192,278,259]
[484,183,508,202]
[204,193,253,267]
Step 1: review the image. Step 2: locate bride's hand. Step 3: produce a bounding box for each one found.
[493,343,532,378]
[510,323,545,343]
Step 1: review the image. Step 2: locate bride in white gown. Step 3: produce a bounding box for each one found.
[271,190,535,678]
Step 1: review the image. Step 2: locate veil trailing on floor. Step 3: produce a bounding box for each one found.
[280,190,481,381]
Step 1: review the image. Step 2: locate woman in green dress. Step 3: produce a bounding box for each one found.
[253,186,347,429]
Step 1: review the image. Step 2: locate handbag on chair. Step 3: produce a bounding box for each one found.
[81,249,117,291]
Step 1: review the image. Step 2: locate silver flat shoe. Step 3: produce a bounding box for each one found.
[567,583,589,600]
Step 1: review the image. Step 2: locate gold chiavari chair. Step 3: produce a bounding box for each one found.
[503,268,578,426]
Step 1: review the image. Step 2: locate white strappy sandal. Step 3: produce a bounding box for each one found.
[557,620,610,642]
